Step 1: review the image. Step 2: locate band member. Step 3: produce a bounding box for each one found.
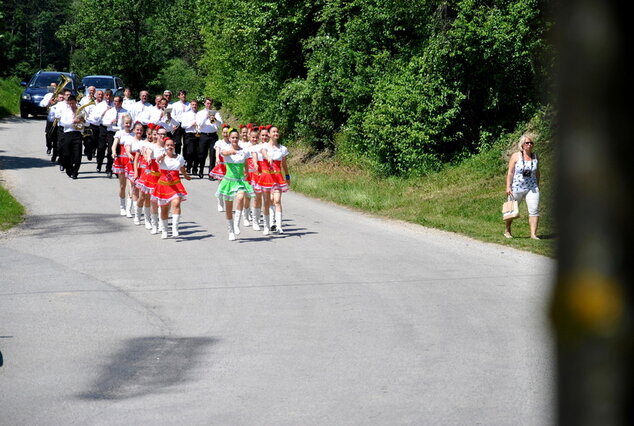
[152,138,191,239]
[85,89,104,161]
[54,88,72,171]
[179,98,199,173]
[170,90,190,154]
[58,95,83,179]
[94,89,114,173]
[163,89,173,104]
[101,96,128,178]
[138,94,164,126]
[112,116,134,216]
[216,128,255,240]
[156,97,179,137]
[130,90,151,124]
[194,97,222,178]
[79,86,96,106]
[122,87,136,110]
[38,82,57,155]
[40,89,62,158]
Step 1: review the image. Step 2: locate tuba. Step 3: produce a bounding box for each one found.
[74,99,96,136]
[46,74,73,138]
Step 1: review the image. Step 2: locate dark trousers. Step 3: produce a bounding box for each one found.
[85,124,100,160]
[96,125,108,170]
[196,133,217,174]
[183,132,199,171]
[63,131,83,177]
[172,126,184,155]
[105,131,116,173]
[45,120,55,150]
[56,126,66,165]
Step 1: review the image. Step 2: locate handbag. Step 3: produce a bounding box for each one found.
[502,195,520,221]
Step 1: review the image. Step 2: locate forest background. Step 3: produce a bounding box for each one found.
[0,0,554,255]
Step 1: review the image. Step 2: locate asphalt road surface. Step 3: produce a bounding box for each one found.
[0,117,555,425]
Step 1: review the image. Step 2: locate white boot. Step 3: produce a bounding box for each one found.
[242,209,250,226]
[172,214,180,237]
[119,198,126,216]
[262,215,270,236]
[125,197,133,218]
[134,205,142,225]
[217,197,225,212]
[160,218,168,239]
[233,210,242,236]
[251,207,261,231]
[227,219,236,241]
[275,211,284,234]
[150,213,159,234]
[268,206,276,230]
[144,207,152,229]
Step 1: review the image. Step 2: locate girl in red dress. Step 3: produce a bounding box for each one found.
[151,138,192,238]
[257,126,289,235]
[111,115,133,216]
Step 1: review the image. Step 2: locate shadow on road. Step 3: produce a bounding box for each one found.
[19,213,131,237]
[0,155,54,171]
[78,336,218,400]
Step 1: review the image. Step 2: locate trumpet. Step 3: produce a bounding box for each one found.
[208,109,217,122]
[46,75,72,138]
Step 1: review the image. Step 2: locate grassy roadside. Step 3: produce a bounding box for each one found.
[0,77,26,231]
[288,131,555,258]
[0,77,22,118]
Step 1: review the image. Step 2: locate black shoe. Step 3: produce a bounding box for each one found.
[97,166,102,172]
[106,171,113,178]
[51,156,57,163]
[60,165,65,172]
[46,148,51,155]
[270,225,277,232]
[198,171,204,179]
[72,174,78,180]
[86,154,93,161]
[186,168,191,174]
[192,168,198,175]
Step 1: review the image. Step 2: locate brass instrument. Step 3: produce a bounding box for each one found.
[46,75,73,138]
[208,109,217,122]
[73,99,96,136]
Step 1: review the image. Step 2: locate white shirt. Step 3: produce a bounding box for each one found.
[159,154,186,171]
[39,93,54,108]
[59,107,80,133]
[170,100,191,123]
[86,100,104,126]
[102,107,128,132]
[122,97,136,111]
[263,144,289,161]
[54,101,70,120]
[94,101,113,126]
[195,109,223,133]
[180,109,199,133]
[79,96,95,106]
[130,101,152,124]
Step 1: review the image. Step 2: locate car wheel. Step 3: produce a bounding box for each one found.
[20,109,29,118]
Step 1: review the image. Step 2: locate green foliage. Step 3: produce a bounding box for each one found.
[0,76,22,117]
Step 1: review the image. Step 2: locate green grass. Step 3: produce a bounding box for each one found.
[0,76,23,118]
[0,183,25,231]
[289,132,555,258]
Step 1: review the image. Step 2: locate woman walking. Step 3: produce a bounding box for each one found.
[504,134,541,239]
[216,128,255,240]
[111,115,133,216]
[257,126,289,235]
[151,138,192,238]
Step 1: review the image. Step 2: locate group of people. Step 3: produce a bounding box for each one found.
[39,84,291,240]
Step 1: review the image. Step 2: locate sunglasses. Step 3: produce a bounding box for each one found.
[524,141,534,145]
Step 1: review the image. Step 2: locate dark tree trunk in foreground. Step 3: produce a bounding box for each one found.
[552,1,633,425]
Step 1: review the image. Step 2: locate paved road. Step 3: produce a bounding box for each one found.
[0,117,555,425]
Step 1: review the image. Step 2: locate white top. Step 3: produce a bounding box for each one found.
[79,96,95,106]
[46,101,62,122]
[54,101,69,120]
[39,92,54,108]
[130,101,152,124]
[159,154,185,171]
[180,110,198,133]
[128,137,144,153]
[59,107,79,133]
[263,144,289,161]
[93,101,113,126]
[122,98,136,110]
[114,129,133,144]
[195,109,223,133]
[223,148,251,164]
[150,144,166,160]
[86,100,104,126]
[102,107,129,132]
[170,100,191,123]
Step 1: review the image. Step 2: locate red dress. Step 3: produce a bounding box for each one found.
[151,155,188,205]
[257,160,288,192]
[112,144,130,175]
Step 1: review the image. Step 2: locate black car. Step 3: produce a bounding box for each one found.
[20,71,80,118]
[80,75,125,98]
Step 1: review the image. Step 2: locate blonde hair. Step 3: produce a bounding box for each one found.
[518,133,535,151]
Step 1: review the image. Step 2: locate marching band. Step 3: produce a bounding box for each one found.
[39,84,291,240]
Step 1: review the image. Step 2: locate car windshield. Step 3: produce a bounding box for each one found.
[30,74,70,89]
[82,77,115,88]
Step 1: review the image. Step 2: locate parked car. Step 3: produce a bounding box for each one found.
[20,70,80,118]
[80,75,125,98]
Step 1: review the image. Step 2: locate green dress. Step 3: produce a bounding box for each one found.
[216,152,255,201]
